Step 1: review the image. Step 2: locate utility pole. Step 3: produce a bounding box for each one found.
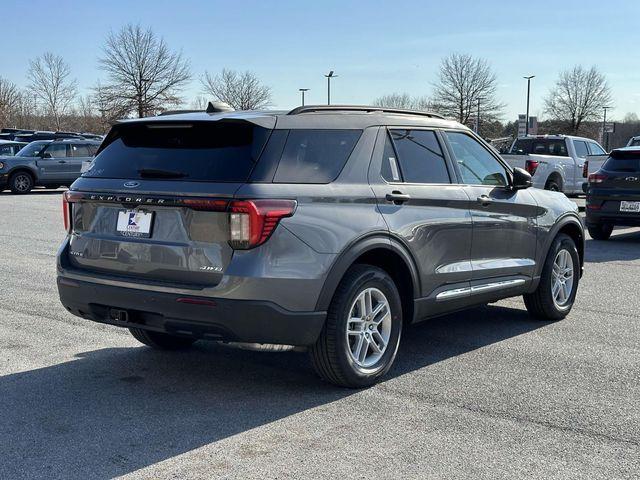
[602,106,611,151]
[476,97,484,136]
[324,71,337,105]
[299,88,310,106]
[523,75,535,136]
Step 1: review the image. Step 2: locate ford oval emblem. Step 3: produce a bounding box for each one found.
[123,181,140,188]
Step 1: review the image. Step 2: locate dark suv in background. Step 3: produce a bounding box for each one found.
[56,105,584,387]
[586,147,640,239]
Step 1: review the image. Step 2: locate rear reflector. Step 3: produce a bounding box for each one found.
[176,297,217,306]
[228,199,297,249]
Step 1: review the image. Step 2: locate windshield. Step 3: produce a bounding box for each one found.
[16,142,49,157]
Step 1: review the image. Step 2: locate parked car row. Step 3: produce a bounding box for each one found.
[0,128,103,143]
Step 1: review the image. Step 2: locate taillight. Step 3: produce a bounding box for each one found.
[228,199,297,249]
[62,191,82,233]
[582,160,589,178]
[525,159,539,175]
[588,173,607,184]
[62,192,72,233]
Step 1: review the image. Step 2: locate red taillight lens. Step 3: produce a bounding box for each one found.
[525,159,539,175]
[228,199,297,249]
[62,193,70,233]
[62,191,82,233]
[582,160,589,178]
[588,173,607,184]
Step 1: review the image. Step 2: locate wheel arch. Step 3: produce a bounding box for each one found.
[538,214,584,279]
[8,166,37,182]
[545,171,564,191]
[315,235,420,324]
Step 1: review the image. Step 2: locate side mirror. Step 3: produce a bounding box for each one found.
[42,152,52,159]
[512,167,532,190]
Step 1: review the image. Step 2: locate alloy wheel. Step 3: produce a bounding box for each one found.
[551,249,574,308]
[345,287,392,368]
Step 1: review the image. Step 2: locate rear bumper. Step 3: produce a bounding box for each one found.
[57,276,326,346]
[586,210,640,227]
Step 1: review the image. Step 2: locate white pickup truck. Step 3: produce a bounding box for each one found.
[501,135,606,195]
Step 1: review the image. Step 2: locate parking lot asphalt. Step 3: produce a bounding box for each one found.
[0,189,638,480]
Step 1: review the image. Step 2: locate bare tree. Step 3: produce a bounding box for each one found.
[27,52,77,130]
[372,93,432,111]
[431,53,504,124]
[0,77,22,128]
[544,65,612,133]
[99,23,191,118]
[201,69,271,110]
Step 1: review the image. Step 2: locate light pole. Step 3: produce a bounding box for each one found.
[476,97,484,136]
[602,106,612,151]
[324,71,337,105]
[523,75,535,136]
[299,88,310,106]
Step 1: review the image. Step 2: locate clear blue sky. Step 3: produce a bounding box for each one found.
[1,0,638,121]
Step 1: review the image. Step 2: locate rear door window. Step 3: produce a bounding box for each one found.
[384,129,450,184]
[273,129,361,183]
[573,140,589,158]
[70,144,92,157]
[84,122,270,182]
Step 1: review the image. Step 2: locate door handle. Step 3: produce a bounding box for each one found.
[57,160,67,164]
[386,191,411,205]
[477,195,492,206]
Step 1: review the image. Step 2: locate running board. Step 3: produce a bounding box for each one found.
[436,279,526,302]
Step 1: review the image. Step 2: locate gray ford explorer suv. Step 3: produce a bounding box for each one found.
[56,105,584,387]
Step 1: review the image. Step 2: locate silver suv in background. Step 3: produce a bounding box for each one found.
[56,105,584,387]
[502,135,606,194]
[0,139,100,193]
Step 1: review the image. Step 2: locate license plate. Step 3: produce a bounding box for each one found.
[620,201,640,213]
[116,210,154,237]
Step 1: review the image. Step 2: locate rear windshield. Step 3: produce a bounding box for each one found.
[83,121,270,182]
[510,138,568,156]
[604,152,640,172]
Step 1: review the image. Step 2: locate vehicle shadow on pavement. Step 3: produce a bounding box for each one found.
[585,228,640,263]
[0,304,543,479]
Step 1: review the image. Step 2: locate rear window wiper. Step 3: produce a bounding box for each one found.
[137,168,188,179]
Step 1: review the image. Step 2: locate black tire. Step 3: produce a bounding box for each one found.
[9,171,33,194]
[545,177,562,192]
[523,233,579,321]
[587,223,613,240]
[310,264,403,388]
[129,328,196,350]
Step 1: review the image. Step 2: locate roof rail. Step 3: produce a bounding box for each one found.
[287,105,445,119]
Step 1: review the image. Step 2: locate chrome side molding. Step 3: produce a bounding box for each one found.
[436,278,526,302]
